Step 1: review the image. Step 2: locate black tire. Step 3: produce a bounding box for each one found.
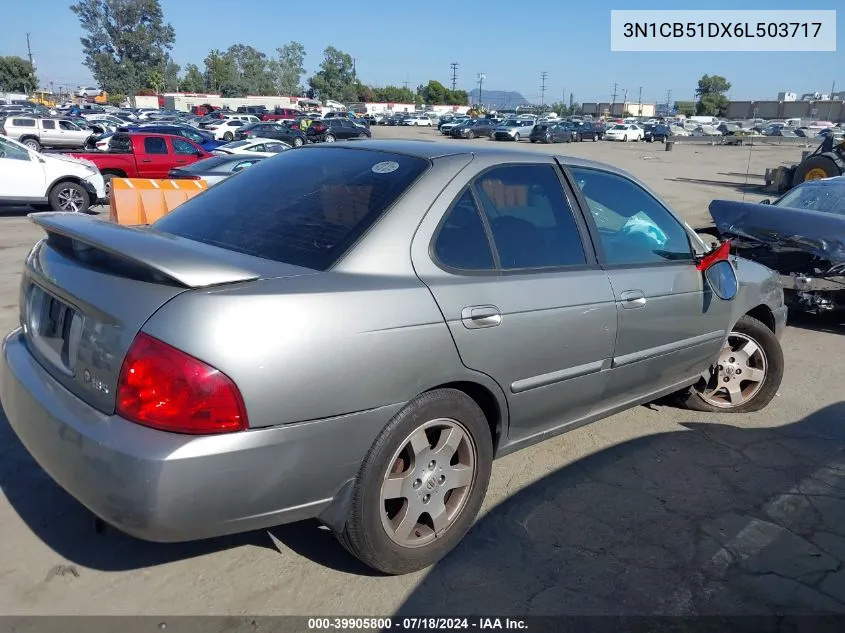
[335,388,494,575]
[513,133,520,142]
[48,181,90,213]
[530,139,536,143]
[223,132,234,141]
[682,315,784,414]
[22,137,41,152]
[358,132,368,139]
[593,133,598,142]
[792,155,842,188]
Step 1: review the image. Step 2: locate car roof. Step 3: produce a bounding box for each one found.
[297,139,636,176]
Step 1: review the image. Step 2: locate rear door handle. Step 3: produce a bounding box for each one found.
[141,159,152,163]
[461,305,502,329]
[620,290,647,309]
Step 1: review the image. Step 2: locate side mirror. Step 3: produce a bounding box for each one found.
[704,260,738,301]
[760,198,771,205]
[195,151,204,157]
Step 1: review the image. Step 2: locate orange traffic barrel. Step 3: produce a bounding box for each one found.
[109,178,207,225]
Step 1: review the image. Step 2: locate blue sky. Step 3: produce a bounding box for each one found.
[2,0,841,103]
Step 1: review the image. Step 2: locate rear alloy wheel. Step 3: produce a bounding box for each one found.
[513,133,520,142]
[223,132,234,141]
[293,137,304,147]
[359,132,369,139]
[683,315,783,413]
[23,138,41,152]
[467,131,475,139]
[335,388,493,575]
[593,133,599,141]
[324,134,336,142]
[623,134,628,142]
[49,181,90,213]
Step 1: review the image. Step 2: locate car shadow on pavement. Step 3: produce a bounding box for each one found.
[392,402,845,616]
[664,177,765,195]
[787,311,844,336]
[5,401,845,610]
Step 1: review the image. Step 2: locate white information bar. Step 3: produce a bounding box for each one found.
[610,10,836,52]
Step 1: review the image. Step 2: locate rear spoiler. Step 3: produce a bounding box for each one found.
[709,199,845,264]
[29,212,262,288]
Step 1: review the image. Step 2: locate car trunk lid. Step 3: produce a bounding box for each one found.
[20,212,313,415]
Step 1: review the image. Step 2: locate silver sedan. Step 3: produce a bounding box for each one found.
[1,141,787,575]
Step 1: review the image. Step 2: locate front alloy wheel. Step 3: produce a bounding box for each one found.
[684,315,783,413]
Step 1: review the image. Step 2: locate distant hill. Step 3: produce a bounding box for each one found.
[468,89,530,109]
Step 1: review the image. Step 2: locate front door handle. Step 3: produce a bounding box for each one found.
[461,305,502,329]
[620,290,647,309]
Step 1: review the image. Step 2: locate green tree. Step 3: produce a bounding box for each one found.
[0,56,37,93]
[373,84,416,103]
[108,92,126,105]
[276,41,306,96]
[308,47,357,102]
[147,68,164,93]
[695,74,731,116]
[418,80,449,105]
[162,57,180,92]
[71,0,175,105]
[180,63,205,92]
[203,49,238,96]
[226,44,276,95]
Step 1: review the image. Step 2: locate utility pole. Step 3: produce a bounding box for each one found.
[666,90,672,113]
[540,71,548,109]
[450,63,459,91]
[827,80,836,120]
[637,86,643,116]
[477,73,485,108]
[26,33,35,94]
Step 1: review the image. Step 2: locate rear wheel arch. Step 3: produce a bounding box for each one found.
[424,380,506,455]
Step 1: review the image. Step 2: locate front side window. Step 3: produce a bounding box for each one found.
[172,138,197,155]
[59,121,77,131]
[569,167,693,266]
[433,189,495,271]
[473,164,587,270]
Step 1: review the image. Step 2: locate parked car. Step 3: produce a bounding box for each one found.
[644,124,673,143]
[0,134,105,212]
[212,138,291,156]
[117,124,223,152]
[0,140,787,579]
[168,154,269,186]
[451,118,496,139]
[439,118,468,134]
[1,116,93,151]
[205,119,251,141]
[260,108,302,122]
[492,119,536,142]
[233,122,307,147]
[400,114,432,127]
[529,122,574,144]
[604,124,645,142]
[67,132,209,191]
[75,87,102,97]
[571,121,605,142]
[306,118,372,142]
[707,176,845,314]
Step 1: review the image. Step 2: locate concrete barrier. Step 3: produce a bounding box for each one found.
[109,178,207,226]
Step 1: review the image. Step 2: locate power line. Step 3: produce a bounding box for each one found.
[540,71,548,108]
[450,63,459,91]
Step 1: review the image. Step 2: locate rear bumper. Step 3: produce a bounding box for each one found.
[1,328,401,542]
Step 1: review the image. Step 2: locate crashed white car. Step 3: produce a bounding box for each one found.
[0,135,105,212]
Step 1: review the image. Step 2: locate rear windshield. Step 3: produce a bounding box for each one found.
[153,147,430,271]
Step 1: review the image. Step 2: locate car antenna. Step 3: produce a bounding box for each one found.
[741,138,754,203]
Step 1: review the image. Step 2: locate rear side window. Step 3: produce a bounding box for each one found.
[473,164,587,270]
[433,189,495,271]
[144,137,168,154]
[154,148,429,271]
[12,118,35,127]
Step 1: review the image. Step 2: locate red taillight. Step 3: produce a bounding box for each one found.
[116,332,248,434]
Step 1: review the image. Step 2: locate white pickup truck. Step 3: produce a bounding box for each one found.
[0,135,106,213]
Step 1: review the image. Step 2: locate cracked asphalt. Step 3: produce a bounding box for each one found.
[1,128,844,617]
